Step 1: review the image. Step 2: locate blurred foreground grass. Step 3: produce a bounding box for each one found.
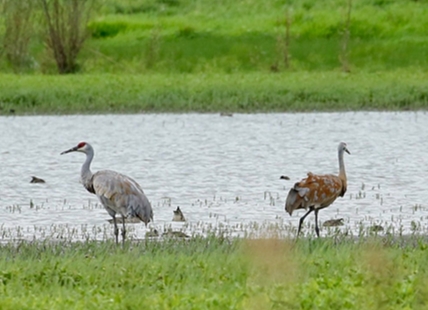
[1,234,428,309]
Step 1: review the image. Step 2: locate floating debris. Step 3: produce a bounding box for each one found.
[279,175,290,180]
[172,206,186,222]
[323,218,344,227]
[162,229,189,238]
[107,217,141,224]
[370,225,384,232]
[30,176,46,184]
[145,229,159,238]
[220,112,233,117]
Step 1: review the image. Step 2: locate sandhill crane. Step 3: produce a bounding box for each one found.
[61,142,153,245]
[283,142,350,237]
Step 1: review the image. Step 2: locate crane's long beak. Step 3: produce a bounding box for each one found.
[60,146,78,155]
[345,148,351,155]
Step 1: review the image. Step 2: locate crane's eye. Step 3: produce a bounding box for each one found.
[77,142,86,148]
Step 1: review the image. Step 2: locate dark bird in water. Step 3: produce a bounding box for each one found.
[323,218,344,227]
[284,142,350,237]
[172,206,186,222]
[30,176,46,183]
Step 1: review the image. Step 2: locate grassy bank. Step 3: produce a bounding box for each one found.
[1,235,428,309]
[1,0,427,114]
[1,71,428,115]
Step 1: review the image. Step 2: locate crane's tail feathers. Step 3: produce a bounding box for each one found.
[285,188,298,215]
[128,204,153,226]
[285,186,308,216]
[136,212,152,226]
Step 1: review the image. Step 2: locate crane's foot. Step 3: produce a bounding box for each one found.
[297,208,314,239]
[314,209,320,238]
[121,228,126,247]
[114,227,119,244]
[315,226,320,238]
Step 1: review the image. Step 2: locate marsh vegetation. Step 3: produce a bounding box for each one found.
[2,232,428,309]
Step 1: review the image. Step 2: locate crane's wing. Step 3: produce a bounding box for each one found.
[285,173,344,215]
[92,170,153,225]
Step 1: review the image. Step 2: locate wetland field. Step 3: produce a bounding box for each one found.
[1,0,428,308]
[2,113,428,309]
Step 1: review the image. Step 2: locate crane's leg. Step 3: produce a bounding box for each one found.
[314,209,320,238]
[297,208,314,237]
[121,215,126,246]
[112,216,119,244]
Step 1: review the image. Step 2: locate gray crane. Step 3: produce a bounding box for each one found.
[61,142,153,245]
[283,142,350,237]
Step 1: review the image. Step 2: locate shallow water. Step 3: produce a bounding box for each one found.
[1,112,428,241]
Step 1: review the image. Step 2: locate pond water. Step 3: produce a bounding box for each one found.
[1,112,428,241]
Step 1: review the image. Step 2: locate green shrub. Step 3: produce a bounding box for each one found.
[88,20,130,38]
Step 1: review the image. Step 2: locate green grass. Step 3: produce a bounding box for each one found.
[31,0,428,74]
[1,71,427,115]
[2,235,428,309]
[51,0,428,74]
[2,0,428,74]
[1,0,428,113]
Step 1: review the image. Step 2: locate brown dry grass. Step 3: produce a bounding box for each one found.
[241,238,299,309]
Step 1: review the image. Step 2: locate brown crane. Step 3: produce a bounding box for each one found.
[281,142,350,237]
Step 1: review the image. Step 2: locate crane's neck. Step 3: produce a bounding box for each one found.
[338,148,347,181]
[81,149,94,193]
